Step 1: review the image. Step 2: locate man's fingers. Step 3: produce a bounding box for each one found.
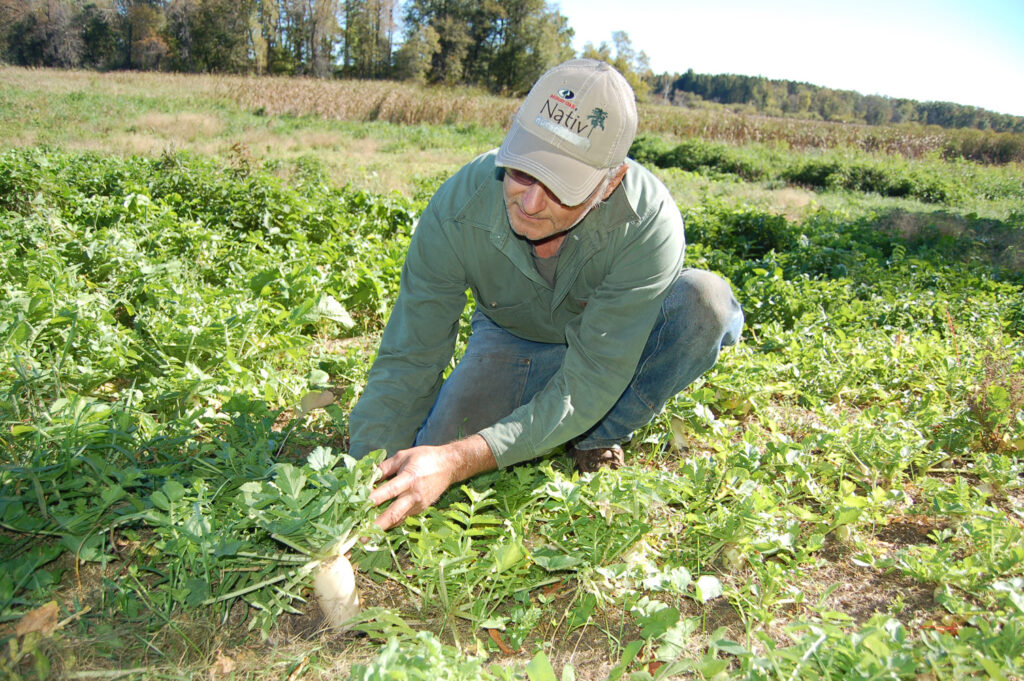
[373,494,416,531]
[369,469,412,507]
[376,454,403,479]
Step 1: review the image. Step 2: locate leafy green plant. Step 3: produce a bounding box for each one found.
[1,141,1023,679]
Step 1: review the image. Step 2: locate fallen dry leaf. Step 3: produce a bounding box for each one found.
[285,655,310,681]
[209,649,236,680]
[15,601,60,638]
[486,628,519,655]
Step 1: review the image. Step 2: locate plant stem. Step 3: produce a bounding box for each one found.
[199,569,298,607]
[63,668,156,679]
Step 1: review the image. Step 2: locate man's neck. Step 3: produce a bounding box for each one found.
[531,231,569,258]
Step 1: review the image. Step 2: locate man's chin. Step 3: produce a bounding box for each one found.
[508,217,550,242]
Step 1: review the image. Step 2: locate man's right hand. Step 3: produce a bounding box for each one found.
[368,434,497,530]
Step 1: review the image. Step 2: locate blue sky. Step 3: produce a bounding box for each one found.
[554,0,1024,116]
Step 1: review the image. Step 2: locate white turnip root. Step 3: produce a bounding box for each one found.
[313,551,359,631]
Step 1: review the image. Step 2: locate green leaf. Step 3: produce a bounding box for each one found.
[183,506,212,541]
[162,480,187,503]
[566,593,596,631]
[525,651,559,681]
[33,646,51,681]
[976,653,1010,681]
[274,463,307,500]
[532,548,582,572]
[833,506,862,526]
[249,268,280,295]
[289,298,316,324]
[314,295,355,328]
[100,484,126,506]
[630,598,679,639]
[656,618,698,661]
[308,369,331,387]
[150,490,170,511]
[308,446,337,471]
[644,565,692,593]
[490,541,525,574]
[214,540,245,557]
[60,534,113,563]
[858,631,890,658]
[185,577,211,608]
[477,616,507,630]
[986,384,1011,412]
[992,580,1024,614]
[711,636,748,656]
[607,639,645,681]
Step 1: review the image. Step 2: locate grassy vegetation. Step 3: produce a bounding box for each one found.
[630,135,1024,220]
[1,68,1023,680]
[4,66,1024,190]
[0,67,505,197]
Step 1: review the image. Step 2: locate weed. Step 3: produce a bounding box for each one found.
[968,346,1024,453]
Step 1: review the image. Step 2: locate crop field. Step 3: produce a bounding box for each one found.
[1,68,1023,680]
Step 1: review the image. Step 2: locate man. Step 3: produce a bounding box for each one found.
[348,59,743,530]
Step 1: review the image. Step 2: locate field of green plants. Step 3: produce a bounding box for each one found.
[2,68,1024,680]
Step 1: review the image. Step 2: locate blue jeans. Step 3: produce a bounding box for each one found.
[414,269,744,452]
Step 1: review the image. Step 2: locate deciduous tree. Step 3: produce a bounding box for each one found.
[581,30,650,100]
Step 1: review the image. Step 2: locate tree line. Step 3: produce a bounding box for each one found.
[3,1,1021,133]
[650,70,1024,134]
[0,0,584,93]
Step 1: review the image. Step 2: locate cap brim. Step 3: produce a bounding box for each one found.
[496,122,607,206]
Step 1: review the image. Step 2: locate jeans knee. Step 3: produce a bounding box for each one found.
[672,270,743,344]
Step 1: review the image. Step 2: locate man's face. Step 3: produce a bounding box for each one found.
[502,168,606,243]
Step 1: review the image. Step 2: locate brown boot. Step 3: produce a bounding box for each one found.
[571,444,625,473]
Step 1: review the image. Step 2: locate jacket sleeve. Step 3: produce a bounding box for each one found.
[478,196,685,467]
[347,203,468,458]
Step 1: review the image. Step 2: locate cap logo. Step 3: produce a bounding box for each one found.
[557,88,575,100]
[534,97,602,151]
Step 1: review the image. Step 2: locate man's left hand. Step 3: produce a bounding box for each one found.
[369,434,497,530]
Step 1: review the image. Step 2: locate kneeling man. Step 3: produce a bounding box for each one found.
[347,59,744,529]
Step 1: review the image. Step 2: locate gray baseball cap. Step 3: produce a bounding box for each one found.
[497,59,638,205]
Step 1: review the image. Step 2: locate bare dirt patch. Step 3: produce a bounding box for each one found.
[807,537,937,625]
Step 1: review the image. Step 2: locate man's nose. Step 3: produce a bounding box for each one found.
[520,182,548,212]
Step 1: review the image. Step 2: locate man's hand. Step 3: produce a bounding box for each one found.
[369,434,497,530]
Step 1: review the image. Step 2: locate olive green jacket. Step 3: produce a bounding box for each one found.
[348,150,685,467]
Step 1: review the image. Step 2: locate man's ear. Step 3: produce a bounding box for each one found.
[603,164,629,199]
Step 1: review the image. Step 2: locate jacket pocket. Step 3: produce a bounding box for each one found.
[476,298,537,338]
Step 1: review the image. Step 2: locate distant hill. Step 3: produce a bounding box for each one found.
[648,69,1024,134]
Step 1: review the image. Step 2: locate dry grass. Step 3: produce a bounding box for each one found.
[1,66,503,195]
[7,66,1019,163]
[214,74,518,128]
[134,112,225,139]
